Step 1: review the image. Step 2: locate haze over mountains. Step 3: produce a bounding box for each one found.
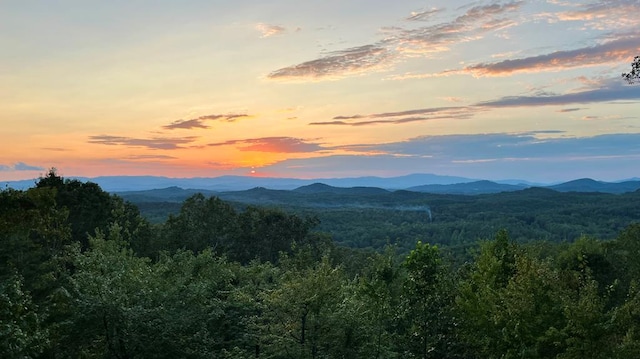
[2,173,483,192]
[5,173,637,196]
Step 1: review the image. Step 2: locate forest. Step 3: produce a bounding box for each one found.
[124,183,640,258]
[3,170,640,358]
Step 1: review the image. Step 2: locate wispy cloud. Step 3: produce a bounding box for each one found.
[334,132,544,158]
[580,114,633,121]
[461,36,640,76]
[476,78,640,107]
[267,45,394,81]
[267,1,524,81]
[208,137,327,153]
[398,34,640,79]
[307,131,639,163]
[312,76,639,127]
[88,135,197,150]
[259,132,640,181]
[124,154,177,160]
[0,162,44,171]
[389,132,640,159]
[256,23,287,38]
[552,0,640,29]
[395,1,522,55]
[163,113,249,130]
[311,106,478,126]
[406,8,442,22]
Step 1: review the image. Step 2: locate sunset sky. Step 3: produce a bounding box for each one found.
[1,0,639,183]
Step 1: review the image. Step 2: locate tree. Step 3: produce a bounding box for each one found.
[356,247,404,358]
[0,275,48,359]
[35,168,151,251]
[235,206,319,264]
[457,230,525,358]
[0,186,71,300]
[556,236,615,299]
[622,56,640,84]
[401,241,462,359]
[161,194,238,255]
[259,255,347,358]
[64,225,255,358]
[607,224,640,298]
[610,282,640,358]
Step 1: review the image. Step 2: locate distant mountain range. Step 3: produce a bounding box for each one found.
[3,174,640,195]
[546,178,640,194]
[1,173,476,192]
[407,180,526,195]
[293,183,390,195]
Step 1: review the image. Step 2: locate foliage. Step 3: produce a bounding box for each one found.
[130,186,640,254]
[160,193,238,255]
[259,255,347,358]
[0,275,48,359]
[35,168,151,251]
[401,241,462,358]
[4,176,640,357]
[160,194,320,264]
[0,186,71,293]
[63,227,257,358]
[623,56,640,84]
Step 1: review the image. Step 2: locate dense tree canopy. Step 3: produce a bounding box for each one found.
[2,176,640,358]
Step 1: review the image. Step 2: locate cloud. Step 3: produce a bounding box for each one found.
[263,131,640,177]
[88,135,197,150]
[580,114,633,121]
[163,119,208,130]
[315,76,638,127]
[399,34,640,79]
[476,78,640,107]
[396,1,522,55]
[14,162,44,171]
[267,45,394,81]
[208,137,327,153]
[124,154,177,160]
[311,106,480,126]
[0,162,44,171]
[461,36,640,76]
[406,8,442,21]
[335,132,548,158]
[259,132,640,181]
[308,121,349,126]
[553,0,640,29]
[267,1,523,81]
[256,23,287,38]
[410,132,639,160]
[163,113,249,130]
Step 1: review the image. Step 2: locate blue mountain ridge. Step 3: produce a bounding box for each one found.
[3,174,639,194]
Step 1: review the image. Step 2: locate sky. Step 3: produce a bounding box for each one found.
[1,0,639,183]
